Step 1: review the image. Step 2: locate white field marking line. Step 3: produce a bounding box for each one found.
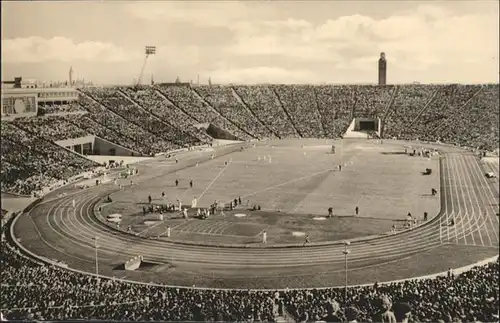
[34,195,101,264]
[62,195,127,259]
[255,229,267,237]
[40,185,96,205]
[192,221,214,234]
[237,167,334,202]
[182,220,204,232]
[207,222,224,234]
[449,157,473,246]
[456,155,479,245]
[444,157,456,243]
[65,189,450,262]
[452,156,476,246]
[25,203,90,263]
[179,220,206,233]
[460,155,487,246]
[476,166,500,245]
[439,214,442,243]
[137,210,183,236]
[447,157,462,244]
[458,155,483,246]
[173,230,252,238]
[47,193,231,261]
[459,156,496,247]
[61,200,123,260]
[439,160,450,242]
[170,220,192,230]
[207,222,231,234]
[474,159,500,226]
[452,155,482,246]
[49,195,98,250]
[32,181,454,262]
[156,219,193,238]
[291,196,306,213]
[47,197,444,266]
[440,159,453,243]
[252,189,337,198]
[197,163,230,201]
[448,155,490,247]
[468,156,500,245]
[156,228,169,238]
[78,195,166,258]
[213,222,233,235]
[214,222,236,235]
[289,168,345,213]
[68,192,134,253]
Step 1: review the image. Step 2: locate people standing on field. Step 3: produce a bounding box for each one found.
[303,234,310,246]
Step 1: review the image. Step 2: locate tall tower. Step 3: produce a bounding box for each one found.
[69,66,74,87]
[378,52,387,85]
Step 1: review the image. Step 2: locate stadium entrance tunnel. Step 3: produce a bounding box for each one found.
[205,123,241,141]
[354,117,380,132]
[343,117,381,138]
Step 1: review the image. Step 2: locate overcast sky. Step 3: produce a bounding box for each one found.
[1,1,499,85]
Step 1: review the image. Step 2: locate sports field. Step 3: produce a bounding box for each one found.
[100,138,440,245]
[13,138,499,289]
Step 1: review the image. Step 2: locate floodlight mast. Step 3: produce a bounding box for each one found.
[136,46,156,86]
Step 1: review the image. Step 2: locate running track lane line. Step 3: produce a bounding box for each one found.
[32,180,450,266]
[19,151,496,278]
[459,155,486,246]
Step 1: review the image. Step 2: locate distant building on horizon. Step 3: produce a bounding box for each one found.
[378,52,387,85]
[69,66,74,87]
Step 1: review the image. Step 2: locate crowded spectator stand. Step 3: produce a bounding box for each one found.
[1,83,499,321]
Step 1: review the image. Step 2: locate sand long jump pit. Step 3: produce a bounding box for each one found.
[101,138,441,246]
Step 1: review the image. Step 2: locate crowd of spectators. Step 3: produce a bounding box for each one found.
[1,216,498,322]
[0,121,98,195]
[120,86,212,145]
[314,86,356,138]
[383,85,437,139]
[2,83,498,196]
[84,87,201,148]
[349,85,394,121]
[283,260,499,322]
[11,115,89,142]
[194,85,275,140]
[37,102,86,115]
[157,85,253,141]
[273,85,325,138]
[79,90,180,154]
[395,85,481,142]
[433,84,499,151]
[232,85,298,139]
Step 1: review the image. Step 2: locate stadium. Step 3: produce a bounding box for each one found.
[1,3,499,321]
[2,76,499,321]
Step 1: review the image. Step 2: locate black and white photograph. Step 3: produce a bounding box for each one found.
[1,1,499,322]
